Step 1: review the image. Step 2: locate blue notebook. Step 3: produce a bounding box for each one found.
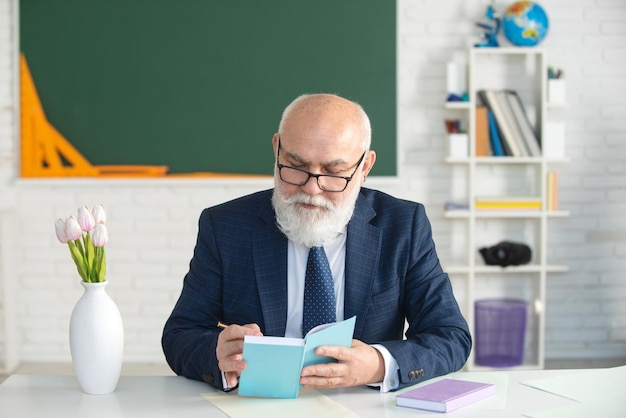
[238,316,356,398]
[487,109,504,156]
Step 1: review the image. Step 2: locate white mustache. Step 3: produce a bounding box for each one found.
[285,193,333,210]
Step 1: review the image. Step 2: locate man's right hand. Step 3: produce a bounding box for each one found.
[215,323,263,388]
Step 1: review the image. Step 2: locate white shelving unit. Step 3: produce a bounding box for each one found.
[443,48,568,371]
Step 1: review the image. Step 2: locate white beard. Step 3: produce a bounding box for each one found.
[272,182,359,248]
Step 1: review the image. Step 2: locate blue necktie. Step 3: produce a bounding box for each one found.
[302,246,336,336]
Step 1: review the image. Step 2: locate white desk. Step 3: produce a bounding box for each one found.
[0,370,582,417]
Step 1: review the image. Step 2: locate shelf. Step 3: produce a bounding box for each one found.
[476,157,543,164]
[472,47,545,56]
[444,101,471,110]
[445,156,569,165]
[444,210,570,219]
[547,102,569,110]
[445,265,569,275]
[545,157,570,164]
[546,210,570,218]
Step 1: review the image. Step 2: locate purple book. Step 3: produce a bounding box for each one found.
[396,378,496,412]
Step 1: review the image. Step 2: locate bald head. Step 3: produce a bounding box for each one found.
[278,94,372,152]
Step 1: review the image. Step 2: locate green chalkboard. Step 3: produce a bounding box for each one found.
[20,1,396,175]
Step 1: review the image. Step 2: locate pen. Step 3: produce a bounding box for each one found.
[217,321,229,329]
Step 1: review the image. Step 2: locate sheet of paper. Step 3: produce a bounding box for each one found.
[523,392,626,418]
[521,365,626,402]
[202,388,359,418]
[521,366,626,418]
[395,371,509,410]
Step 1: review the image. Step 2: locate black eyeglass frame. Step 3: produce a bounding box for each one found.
[276,137,367,192]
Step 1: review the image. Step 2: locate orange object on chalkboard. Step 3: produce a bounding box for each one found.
[19,53,169,178]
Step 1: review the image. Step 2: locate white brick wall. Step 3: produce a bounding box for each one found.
[0,0,624,366]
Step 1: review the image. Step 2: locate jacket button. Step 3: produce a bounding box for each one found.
[202,374,214,384]
[408,369,425,380]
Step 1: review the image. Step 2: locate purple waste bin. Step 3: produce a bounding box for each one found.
[474,298,527,367]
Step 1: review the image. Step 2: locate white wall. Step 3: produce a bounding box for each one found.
[0,0,625,366]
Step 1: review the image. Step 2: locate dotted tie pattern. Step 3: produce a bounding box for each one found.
[302,246,336,336]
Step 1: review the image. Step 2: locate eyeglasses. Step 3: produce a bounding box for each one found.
[276,137,366,192]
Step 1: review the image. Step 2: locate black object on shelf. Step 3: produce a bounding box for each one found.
[479,241,531,267]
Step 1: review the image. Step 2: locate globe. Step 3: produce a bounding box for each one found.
[502,1,549,47]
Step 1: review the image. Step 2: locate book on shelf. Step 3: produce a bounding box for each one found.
[475,106,490,157]
[478,89,541,158]
[478,90,518,156]
[505,90,542,157]
[547,171,559,211]
[238,316,356,398]
[494,90,529,157]
[475,197,542,210]
[396,378,496,413]
[486,108,505,156]
[444,201,470,211]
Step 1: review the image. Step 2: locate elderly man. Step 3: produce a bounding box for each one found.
[162,93,471,393]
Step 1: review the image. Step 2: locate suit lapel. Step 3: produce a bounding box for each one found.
[345,194,381,338]
[252,197,288,337]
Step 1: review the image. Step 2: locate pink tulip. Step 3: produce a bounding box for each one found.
[65,216,83,241]
[55,205,110,283]
[92,204,106,225]
[54,218,69,243]
[91,223,109,247]
[77,206,95,232]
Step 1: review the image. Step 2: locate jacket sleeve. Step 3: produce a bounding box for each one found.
[378,204,472,388]
[161,208,227,390]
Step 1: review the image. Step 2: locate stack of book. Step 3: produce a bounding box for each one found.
[475,197,542,211]
[475,89,541,158]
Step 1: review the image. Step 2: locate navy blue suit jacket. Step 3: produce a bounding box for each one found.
[162,188,471,390]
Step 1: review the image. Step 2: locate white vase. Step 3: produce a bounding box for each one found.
[70,280,124,395]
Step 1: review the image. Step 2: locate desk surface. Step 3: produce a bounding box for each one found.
[0,370,581,417]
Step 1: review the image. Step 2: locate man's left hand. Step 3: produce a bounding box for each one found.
[299,339,385,388]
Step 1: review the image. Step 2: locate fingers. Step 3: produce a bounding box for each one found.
[301,362,347,379]
[314,342,355,360]
[299,344,353,388]
[300,340,384,388]
[224,371,240,388]
[216,323,262,378]
[220,323,262,339]
[300,362,353,388]
[217,323,262,350]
